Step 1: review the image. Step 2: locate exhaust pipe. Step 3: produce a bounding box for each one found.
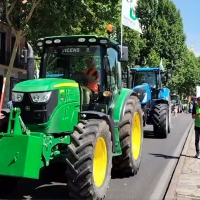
[26,42,35,80]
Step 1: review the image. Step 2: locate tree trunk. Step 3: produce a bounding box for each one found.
[4,30,22,104]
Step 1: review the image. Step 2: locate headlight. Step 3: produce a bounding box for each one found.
[12,92,24,102]
[30,91,52,103]
[142,93,148,103]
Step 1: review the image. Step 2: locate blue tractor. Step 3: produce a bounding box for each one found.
[126,67,171,138]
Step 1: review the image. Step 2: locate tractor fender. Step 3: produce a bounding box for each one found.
[81,111,116,153]
[158,87,170,100]
[120,91,138,121]
[109,88,138,125]
[150,99,169,110]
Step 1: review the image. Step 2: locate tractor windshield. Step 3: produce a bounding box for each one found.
[133,71,156,88]
[40,45,101,78]
[171,95,179,101]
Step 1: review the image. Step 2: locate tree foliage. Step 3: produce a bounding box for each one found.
[1,0,41,103]
[2,0,200,98]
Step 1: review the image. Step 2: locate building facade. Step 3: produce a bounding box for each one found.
[0,7,28,105]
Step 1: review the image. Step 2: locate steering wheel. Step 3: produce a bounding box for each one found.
[70,71,89,86]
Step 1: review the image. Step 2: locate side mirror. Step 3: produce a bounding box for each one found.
[118,45,128,62]
[161,75,166,83]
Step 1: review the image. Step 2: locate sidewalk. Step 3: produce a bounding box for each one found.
[165,124,200,200]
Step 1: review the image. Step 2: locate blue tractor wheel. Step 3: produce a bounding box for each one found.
[152,103,169,139]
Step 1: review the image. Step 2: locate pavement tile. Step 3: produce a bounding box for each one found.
[175,130,200,199]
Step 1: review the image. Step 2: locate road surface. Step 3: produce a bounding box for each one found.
[6,113,193,199]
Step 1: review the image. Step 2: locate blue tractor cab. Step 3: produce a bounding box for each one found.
[127,67,171,138]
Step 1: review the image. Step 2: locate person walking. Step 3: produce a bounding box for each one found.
[190,102,193,113]
[174,104,178,118]
[192,97,200,158]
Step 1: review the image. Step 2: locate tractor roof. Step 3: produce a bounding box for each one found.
[131,67,163,72]
[37,35,119,47]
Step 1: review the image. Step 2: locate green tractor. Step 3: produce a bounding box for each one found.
[0,35,143,199]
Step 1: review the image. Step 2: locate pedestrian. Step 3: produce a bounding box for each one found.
[174,104,178,118]
[190,102,193,113]
[186,103,189,113]
[192,97,200,158]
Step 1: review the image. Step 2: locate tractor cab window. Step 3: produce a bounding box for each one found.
[107,48,120,89]
[41,45,101,84]
[133,71,156,88]
[171,95,179,101]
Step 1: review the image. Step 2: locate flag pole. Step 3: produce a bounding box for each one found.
[120,22,123,57]
[120,1,123,57]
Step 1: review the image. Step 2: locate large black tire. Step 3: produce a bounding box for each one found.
[66,119,112,199]
[113,96,143,176]
[152,103,169,138]
[168,104,171,134]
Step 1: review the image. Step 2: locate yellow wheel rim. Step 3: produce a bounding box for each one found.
[131,112,142,160]
[93,137,107,187]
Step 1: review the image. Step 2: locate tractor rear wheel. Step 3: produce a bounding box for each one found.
[66,119,112,199]
[152,103,169,138]
[113,96,143,176]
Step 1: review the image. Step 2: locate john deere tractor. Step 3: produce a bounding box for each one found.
[124,67,171,138]
[0,35,143,199]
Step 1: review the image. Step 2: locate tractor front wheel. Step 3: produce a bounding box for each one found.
[113,95,143,176]
[152,103,169,138]
[66,119,112,199]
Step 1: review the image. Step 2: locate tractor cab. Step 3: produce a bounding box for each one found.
[130,67,166,103]
[36,35,128,113]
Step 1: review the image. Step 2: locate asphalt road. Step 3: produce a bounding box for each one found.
[6,112,193,200]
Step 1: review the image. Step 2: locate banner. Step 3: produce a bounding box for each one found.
[196,86,200,97]
[121,0,142,33]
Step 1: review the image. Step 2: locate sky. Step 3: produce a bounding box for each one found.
[172,0,200,56]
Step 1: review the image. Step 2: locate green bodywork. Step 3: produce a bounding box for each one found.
[0,35,136,179]
[111,88,133,155]
[14,78,80,133]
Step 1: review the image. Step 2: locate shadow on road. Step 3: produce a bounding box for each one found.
[16,179,69,199]
[149,153,179,159]
[1,165,70,200]
[3,179,70,199]
[143,130,162,139]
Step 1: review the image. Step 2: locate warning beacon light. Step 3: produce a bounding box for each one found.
[106,24,114,36]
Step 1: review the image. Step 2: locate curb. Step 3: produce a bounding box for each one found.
[164,122,194,200]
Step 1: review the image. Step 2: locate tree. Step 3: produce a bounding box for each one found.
[136,0,186,71]
[2,0,41,103]
[27,0,144,67]
[167,48,200,97]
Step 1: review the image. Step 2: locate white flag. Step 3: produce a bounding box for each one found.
[159,58,164,71]
[121,0,142,33]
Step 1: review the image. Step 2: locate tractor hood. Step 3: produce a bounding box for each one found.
[13,78,78,92]
[133,84,151,104]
